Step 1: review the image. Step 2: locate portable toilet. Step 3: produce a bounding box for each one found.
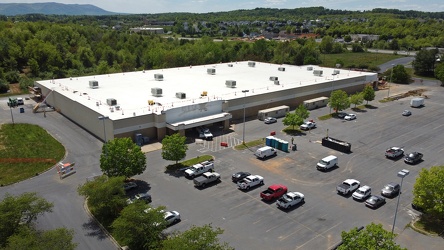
[266,136,274,146]
[282,141,289,152]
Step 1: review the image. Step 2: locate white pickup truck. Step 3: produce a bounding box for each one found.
[184,161,214,178]
[300,121,316,130]
[193,172,221,187]
[336,179,360,195]
[276,192,305,209]
[237,175,264,190]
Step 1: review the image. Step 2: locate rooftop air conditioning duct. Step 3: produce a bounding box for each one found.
[307,66,313,71]
[225,80,236,88]
[151,88,163,97]
[248,61,256,67]
[278,67,285,71]
[269,76,278,81]
[313,70,323,76]
[176,92,186,99]
[106,98,117,106]
[274,80,280,85]
[154,74,163,81]
[207,68,216,75]
[89,80,98,89]
[333,69,340,75]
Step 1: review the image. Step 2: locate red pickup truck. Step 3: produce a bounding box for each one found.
[260,184,288,201]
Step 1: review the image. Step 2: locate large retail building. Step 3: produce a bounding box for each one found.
[35,61,377,142]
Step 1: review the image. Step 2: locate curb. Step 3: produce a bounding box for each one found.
[83,198,122,249]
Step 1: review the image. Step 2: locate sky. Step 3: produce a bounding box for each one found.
[0,0,442,14]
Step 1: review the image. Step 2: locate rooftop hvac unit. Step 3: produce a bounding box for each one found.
[269,76,278,81]
[106,98,117,106]
[274,80,280,85]
[228,64,233,67]
[201,91,207,96]
[307,66,313,71]
[207,68,216,75]
[151,87,163,97]
[333,69,340,75]
[278,67,285,71]
[89,80,98,89]
[225,80,236,88]
[248,61,256,67]
[176,92,186,99]
[154,74,163,81]
[313,70,323,76]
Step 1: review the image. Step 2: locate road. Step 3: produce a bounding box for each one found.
[0,101,116,249]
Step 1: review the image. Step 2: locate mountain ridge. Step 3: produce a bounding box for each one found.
[0,2,116,16]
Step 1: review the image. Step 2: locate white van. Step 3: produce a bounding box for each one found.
[410,98,424,108]
[255,146,277,159]
[316,155,338,171]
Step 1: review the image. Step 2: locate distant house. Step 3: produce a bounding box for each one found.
[351,34,379,42]
[129,27,164,34]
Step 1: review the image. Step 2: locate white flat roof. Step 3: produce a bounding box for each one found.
[37,61,375,120]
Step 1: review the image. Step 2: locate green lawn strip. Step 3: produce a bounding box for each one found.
[320,52,403,68]
[234,138,265,150]
[165,155,214,172]
[0,123,65,185]
[318,114,333,120]
[411,216,444,236]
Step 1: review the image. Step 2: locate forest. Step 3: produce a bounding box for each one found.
[0,7,443,93]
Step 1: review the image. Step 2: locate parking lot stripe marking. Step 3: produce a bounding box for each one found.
[279,227,303,241]
[266,224,281,233]
[229,198,256,210]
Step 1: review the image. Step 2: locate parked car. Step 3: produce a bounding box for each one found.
[344,114,356,120]
[164,211,181,225]
[381,182,400,198]
[404,152,423,164]
[237,175,264,190]
[276,192,305,209]
[232,172,251,182]
[123,181,138,191]
[402,110,412,116]
[365,195,386,208]
[193,172,221,187]
[337,179,360,195]
[184,161,214,178]
[254,146,277,159]
[264,117,277,124]
[300,121,316,130]
[134,192,152,203]
[385,147,404,159]
[16,97,24,105]
[352,185,372,201]
[316,155,338,171]
[336,112,348,119]
[260,184,288,201]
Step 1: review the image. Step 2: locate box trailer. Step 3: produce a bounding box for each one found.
[303,97,329,110]
[410,98,424,108]
[257,105,290,121]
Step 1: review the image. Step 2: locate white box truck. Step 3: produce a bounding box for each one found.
[255,146,277,159]
[316,155,338,171]
[410,98,424,108]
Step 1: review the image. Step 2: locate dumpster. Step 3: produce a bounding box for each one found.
[292,144,297,151]
[321,136,351,153]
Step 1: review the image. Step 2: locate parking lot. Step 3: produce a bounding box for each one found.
[140,84,444,250]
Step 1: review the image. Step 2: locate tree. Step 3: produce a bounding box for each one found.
[413,49,438,76]
[413,166,444,220]
[161,133,188,165]
[434,62,444,86]
[0,192,53,247]
[100,137,146,178]
[5,227,77,250]
[329,90,350,113]
[77,175,127,224]
[112,202,166,250]
[294,104,310,121]
[338,223,406,250]
[282,104,309,130]
[161,224,233,250]
[391,65,411,84]
[362,85,375,104]
[349,93,364,108]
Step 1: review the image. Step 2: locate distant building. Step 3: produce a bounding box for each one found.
[129,27,164,34]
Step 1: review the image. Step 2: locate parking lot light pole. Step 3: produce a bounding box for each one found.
[242,90,249,144]
[388,64,395,98]
[392,169,410,234]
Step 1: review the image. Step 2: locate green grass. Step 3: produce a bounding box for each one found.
[0,123,65,185]
[165,155,214,172]
[320,52,404,68]
[412,216,444,236]
[318,114,333,120]
[234,138,265,150]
